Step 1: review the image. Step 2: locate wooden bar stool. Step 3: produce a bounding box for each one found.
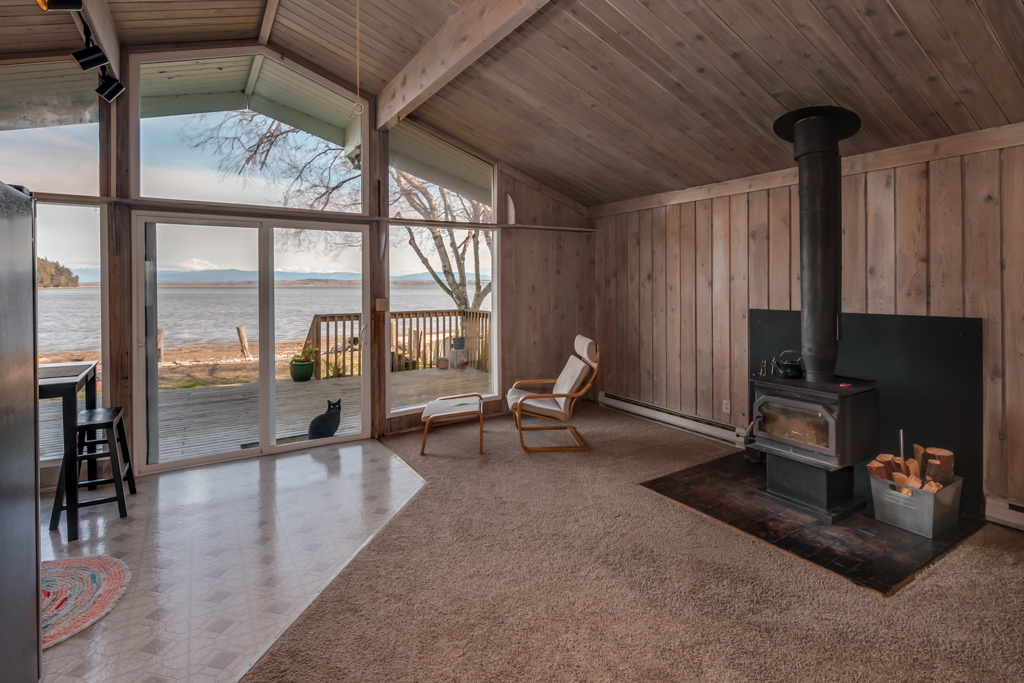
[49,407,137,532]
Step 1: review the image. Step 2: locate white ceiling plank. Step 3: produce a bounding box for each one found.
[81,0,121,79]
[376,0,548,131]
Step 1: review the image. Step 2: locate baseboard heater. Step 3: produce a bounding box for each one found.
[598,392,746,447]
[986,496,1024,532]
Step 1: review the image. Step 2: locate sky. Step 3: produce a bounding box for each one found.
[1,110,491,278]
[0,123,99,196]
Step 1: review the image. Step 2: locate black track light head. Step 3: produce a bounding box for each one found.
[36,0,83,10]
[96,71,125,103]
[73,44,108,71]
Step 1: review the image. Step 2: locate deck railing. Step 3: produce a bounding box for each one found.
[304,313,362,380]
[304,309,491,380]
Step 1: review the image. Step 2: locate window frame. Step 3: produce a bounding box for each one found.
[129,208,373,475]
[384,120,501,416]
[384,223,501,417]
[128,45,371,220]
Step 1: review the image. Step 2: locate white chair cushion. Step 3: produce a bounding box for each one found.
[574,335,599,365]
[422,395,482,420]
[506,387,568,421]
[552,355,590,411]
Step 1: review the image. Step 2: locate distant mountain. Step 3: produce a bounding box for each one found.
[69,268,490,283]
[391,272,491,281]
[153,269,359,282]
[158,269,261,282]
[71,267,101,284]
[176,257,221,271]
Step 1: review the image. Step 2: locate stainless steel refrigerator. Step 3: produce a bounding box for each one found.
[0,181,41,681]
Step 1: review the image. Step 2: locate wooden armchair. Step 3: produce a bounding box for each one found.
[506,335,599,452]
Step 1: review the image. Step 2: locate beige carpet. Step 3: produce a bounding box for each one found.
[243,403,1024,682]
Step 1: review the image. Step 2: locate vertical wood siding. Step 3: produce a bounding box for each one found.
[593,144,1024,504]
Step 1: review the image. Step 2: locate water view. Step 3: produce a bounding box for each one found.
[37,283,491,353]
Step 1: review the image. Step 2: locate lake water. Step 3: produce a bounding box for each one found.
[37,285,491,353]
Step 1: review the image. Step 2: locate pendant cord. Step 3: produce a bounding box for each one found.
[350,0,363,118]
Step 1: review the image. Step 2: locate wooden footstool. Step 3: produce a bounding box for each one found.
[420,393,484,456]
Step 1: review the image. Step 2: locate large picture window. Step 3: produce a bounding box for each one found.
[139,54,364,213]
[0,61,99,196]
[389,121,492,223]
[387,122,495,412]
[35,204,106,460]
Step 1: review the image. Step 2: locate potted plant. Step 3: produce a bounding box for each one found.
[451,320,465,351]
[436,356,449,370]
[289,348,316,382]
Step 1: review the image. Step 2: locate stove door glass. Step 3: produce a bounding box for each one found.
[759,400,831,450]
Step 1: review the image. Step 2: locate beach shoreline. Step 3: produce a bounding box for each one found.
[39,341,360,391]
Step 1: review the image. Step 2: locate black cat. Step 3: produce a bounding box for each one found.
[308,399,342,440]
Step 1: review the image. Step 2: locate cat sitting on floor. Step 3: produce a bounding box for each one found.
[308,399,342,440]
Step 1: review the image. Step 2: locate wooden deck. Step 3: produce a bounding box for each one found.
[39,368,491,464]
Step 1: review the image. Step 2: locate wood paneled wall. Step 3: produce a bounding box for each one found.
[497,167,594,398]
[593,142,1024,505]
[498,163,589,230]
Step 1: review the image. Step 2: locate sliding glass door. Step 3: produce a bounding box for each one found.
[272,226,365,447]
[144,221,261,463]
[138,216,368,469]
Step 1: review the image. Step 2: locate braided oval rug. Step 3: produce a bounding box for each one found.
[41,556,131,649]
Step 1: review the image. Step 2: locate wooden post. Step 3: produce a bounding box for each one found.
[237,325,254,360]
[156,328,164,362]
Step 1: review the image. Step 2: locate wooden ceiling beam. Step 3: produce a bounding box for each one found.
[244,0,280,100]
[80,0,121,78]
[376,0,548,131]
[258,0,280,45]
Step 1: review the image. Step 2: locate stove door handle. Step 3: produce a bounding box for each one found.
[744,415,762,437]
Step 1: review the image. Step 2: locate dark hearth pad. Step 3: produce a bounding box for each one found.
[640,452,986,596]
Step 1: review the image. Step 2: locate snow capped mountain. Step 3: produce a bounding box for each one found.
[175,258,223,271]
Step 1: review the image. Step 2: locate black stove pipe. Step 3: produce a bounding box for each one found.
[773,107,861,383]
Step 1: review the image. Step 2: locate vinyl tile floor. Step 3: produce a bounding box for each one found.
[39,439,425,683]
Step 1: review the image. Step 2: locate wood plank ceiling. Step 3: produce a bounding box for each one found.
[410,0,1024,205]
[3,0,1023,207]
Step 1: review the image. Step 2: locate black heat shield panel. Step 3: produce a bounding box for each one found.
[749,309,984,517]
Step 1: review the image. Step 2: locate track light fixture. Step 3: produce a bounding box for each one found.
[36,0,83,10]
[96,67,124,102]
[73,44,108,71]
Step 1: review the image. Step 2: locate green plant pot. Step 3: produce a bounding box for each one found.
[289,361,314,382]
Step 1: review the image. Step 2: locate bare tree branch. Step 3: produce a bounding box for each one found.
[181,111,493,309]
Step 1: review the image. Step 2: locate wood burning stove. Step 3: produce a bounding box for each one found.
[749,106,879,522]
[751,376,878,470]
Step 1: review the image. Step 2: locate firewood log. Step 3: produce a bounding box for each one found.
[926,447,954,467]
[889,484,913,496]
[914,444,926,472]
[867,461,889,479]
[923,481,943,493]
[877,453,896,477]
[925,459,941,482]
[907,475,922,489]
[926,448,955,485]
[893,472,910,485]
[907,459,921,479]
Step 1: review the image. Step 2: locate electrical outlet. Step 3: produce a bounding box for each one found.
[722,399,731,414]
